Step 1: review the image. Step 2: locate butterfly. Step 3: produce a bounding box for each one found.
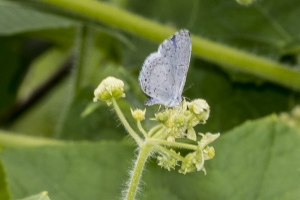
[139,29,191,107]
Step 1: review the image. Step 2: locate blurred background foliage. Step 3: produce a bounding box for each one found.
[0,0,300,199]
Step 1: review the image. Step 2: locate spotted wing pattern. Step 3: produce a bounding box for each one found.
[139,29,191,107]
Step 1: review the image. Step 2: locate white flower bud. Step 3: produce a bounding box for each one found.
[94,76,125,106]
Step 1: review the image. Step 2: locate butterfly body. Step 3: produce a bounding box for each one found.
[139,29,191,107]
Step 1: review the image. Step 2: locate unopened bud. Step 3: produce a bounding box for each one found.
[131,108,146,121]
[94,76,125,106]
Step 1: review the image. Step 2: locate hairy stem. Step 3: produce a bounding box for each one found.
[151,138,198,151]
[112,98,143,146]
[148,124,163,137]
[151,126,168,139]
[137,121,148,139]
[124,142,152,200]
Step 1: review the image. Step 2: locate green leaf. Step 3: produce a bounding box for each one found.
[57,87,130,141]
[0,1,75,35]
[55,25,135,140]
[127,0,300,59]
[1,142,135,200]
[186,59,300,133]
[57,68,140,141]
[7,47,71,137]
[17,47,68,99]
[0,1,298,199]
[1,116,299,199]
[119,0,300,132]
[160,115,300,199]
[17,191,50,200]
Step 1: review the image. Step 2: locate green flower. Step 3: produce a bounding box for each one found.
[157,149,179,171]
[179,153,196,174]
[131,108,146,121]
[188,99,210,123]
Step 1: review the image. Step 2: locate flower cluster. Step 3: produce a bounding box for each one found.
[140,99,219,174]
[94,76,220,175]
[157,132,219,174]
[154,99,210,141]
[179,133,219,174]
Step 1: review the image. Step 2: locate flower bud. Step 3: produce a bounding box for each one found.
[130,108,146,121]
[155,111,170,123]
[94,76,125,105]
[188,99,210,122]
[179,153,196,174]
[203,146,215,160]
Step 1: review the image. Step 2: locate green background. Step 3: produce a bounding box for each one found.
[0,0,300,199]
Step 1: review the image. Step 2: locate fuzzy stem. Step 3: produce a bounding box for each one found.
[151,126,168,139]
[125,142,152,200]
[137,121,148,139]
[112,98,143,146]
[148,124,163,137]
[151,138,198,151]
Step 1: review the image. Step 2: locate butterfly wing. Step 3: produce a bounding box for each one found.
[158,30,191,102]
[139,53,175,106]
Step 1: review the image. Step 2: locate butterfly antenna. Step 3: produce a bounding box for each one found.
[157,105,162,112]
[183,83,194,92]
[182,96,190,101]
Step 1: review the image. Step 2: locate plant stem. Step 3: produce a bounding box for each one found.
[151,126,167,139]
[151,138,198,151]
[73,25,86,95]
[26,0,300,90]
[0,131,63,147]
[137,121,148,139]
[148,124,163,137]
[112,98,143,146]
[125,142,152,200]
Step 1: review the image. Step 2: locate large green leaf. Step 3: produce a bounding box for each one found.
[0,1,75,35]
[1,116,300,199]
[186,59,299,133]
[121,0,300,132]
[3,0,299,136]
[0,1,299,199]
[123,38,300,133]
[1,141,135,199]
[195,115,300,199]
